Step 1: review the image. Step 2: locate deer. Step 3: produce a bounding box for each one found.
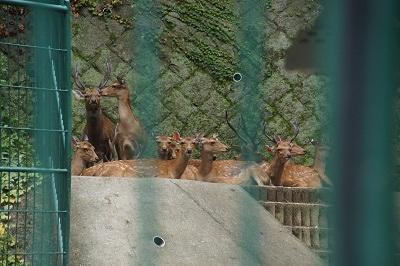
[81,133,196,179]
[71,137,99,176]
[219,112,306,185]
[263,128,322,187]
[99,77,146,160]
[156,135,177,160]
[178,134,254,184]
[72,61,115,162]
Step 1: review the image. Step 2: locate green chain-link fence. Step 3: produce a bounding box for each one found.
[0,0,71,265]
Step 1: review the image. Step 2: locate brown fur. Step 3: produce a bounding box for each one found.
[100,79,146,159]
[71,140,99,175]
[73,62,114,162]
[266,140,321,188]
[81,135,196,179]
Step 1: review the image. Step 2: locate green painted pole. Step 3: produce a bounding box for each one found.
[322,0,398,265]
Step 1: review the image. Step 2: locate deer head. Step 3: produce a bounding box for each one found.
[99,75,128,98]
[196,134,229,154]
[72,137,99,163]
[156,135,175,159]
[177,134,197,155]
[72,61,112,109]
[265,124,305,161]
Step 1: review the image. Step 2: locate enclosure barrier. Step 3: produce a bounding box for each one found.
[0,0,71,265]
[245,186,332,262]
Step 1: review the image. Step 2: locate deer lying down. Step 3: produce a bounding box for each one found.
[71,138,99,176]
[156,135,177,160]
[81,133,196,179]
[179,135,259,185]
[265,134,322,188]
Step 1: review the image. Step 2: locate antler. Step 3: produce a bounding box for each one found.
[73,65,86,91]
[225,111,250,145]
[262,120,277,144]
[289,122,299,143]
[98,60,112,90]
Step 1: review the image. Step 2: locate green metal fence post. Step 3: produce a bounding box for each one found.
[323,0,398,265]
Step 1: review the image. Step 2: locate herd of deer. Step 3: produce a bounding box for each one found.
[70,62,331,188]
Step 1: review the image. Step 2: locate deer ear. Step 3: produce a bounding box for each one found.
[266,145,274,153]
[172,132,181,141]
[212,133,218,139]
[72,136,79,147]
[72,90,85,100]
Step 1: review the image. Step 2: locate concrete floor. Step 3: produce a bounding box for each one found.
[70,177,322,266]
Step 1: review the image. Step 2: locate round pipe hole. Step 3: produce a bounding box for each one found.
[153,236,165,248]
[233,72,242,82]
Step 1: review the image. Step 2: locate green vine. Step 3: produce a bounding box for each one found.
[71,0,133,28]
[162,0,238,82]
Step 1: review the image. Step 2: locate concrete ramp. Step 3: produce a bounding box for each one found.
[70,177,321,266]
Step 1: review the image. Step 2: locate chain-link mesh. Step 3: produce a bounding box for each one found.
[0,1,71,265]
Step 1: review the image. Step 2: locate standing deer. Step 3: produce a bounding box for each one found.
[81,133,196,179]
[100,77,146,159]
[72,62,115,162]
[71,137,99,176]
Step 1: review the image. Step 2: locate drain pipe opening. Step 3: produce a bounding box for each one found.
[153,236,165,247]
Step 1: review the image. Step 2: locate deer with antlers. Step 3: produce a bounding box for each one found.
[72,62,115,162]
[263,127,323,187]
[71,137,99,176]
[100,77,146,159]
[225,111,311,186]
[81,133,196,179]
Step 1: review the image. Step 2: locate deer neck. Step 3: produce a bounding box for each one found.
[86,108,103,137]
[267,154,288,186]
[198,150,215,177]
[170,149,190,178]
[117,94,135,124]
[71,152,86,176]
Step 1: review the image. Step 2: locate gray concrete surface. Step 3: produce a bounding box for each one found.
[70,177,322,266]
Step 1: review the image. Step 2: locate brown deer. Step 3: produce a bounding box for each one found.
[179,135,250,184]
[72,62,115,162]
[81,133,196,179]
[264,129,322,187]
[100,77,146,159]
[223,112,308,185]
[156,135,177,160]
[71,137,99,176]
